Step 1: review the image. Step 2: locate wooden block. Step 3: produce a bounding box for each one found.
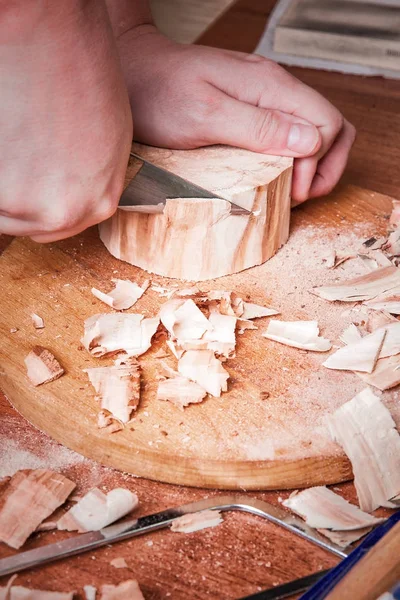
[99,144,292,281]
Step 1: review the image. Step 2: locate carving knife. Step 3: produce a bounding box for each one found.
[0,495,348,578]
[119,152,251,215]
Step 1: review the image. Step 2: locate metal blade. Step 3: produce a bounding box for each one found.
[239,569,331,600]
[119,153,250,215]
[0,495,348,577]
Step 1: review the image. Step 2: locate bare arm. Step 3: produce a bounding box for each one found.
[0,0,132,241]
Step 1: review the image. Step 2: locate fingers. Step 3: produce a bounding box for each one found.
[291,119,356,204]
[202,88,321,157]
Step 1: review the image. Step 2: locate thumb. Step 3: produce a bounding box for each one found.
[207,93,321,157]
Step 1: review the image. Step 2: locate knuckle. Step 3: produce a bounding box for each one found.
[330,111,345,137]
[252,110,278,147]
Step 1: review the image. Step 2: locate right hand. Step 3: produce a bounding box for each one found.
[0,0,132,243]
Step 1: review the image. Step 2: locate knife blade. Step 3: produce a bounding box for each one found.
[119,153,250,215]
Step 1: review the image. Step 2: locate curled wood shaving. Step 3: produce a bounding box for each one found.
[326,388,400,512]
[24,346,64,387]
[312,266,400,302]
[203,309,237,358]
[323,328,386,373]
[81,313,159,358]
[30,313,44,329]
[283,486,385,530]
[262,320,331,352]
[0,469,75,549]
[57,487,138,533]
[85,360,141,424]
[100,580,144,600]
[178,350,229,397]
[91,279,150,310]
[382,230,400,256]
[157,374,207,410]
[170,510,223,533]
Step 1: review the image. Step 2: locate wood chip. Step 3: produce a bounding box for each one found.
[85,360,141,424]
[81,313,159,358]
[0,587,74,599]
[312,266,400,302]
[382,229,400,256]
[339,324,362,345]
[326,388,400,511]
[357,354,400,391]
[157,373,207,409]
[240,302,279,319]
[35,520,57,532]
[203,309,237,358]
[365,292,400,314]
[57,487,138,533]
[24,346,64,387]
[170,509,223,533]
[83,586,97,600]
[178,350,229,397]
[97,410,124,433]
[323,328,386,373]
[31,313,44,329]
[91,279,149,310]
[317,526,374,548]
[110,557,128,569]
[262,320,331,352]
[100,580,144,600]
[160,299,212,341]
[283,486,385,530]
[365,310,398,333]
[0,469,75,549]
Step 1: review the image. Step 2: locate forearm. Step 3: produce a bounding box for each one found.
[104,0,154,39]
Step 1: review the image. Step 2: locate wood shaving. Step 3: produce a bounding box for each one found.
[262,320,331,352]
[318,525,374,548]
[382,229,400,256]
[283,486,384,530]
[365,310,397,333]
[0,469,75,549]
[178,350,229,397]
[24,346,64,387]
[203,309,237,358]
[365,292,400,314]
[357,354,400,391]
[237,319,258,334]
[157,374,207,410]
[81,313,159,358]
[389,200,400,230]
[97,410,124,433]
[83,586,97,600]
[326,388,400,511]
[170,509,223,533]
[339,324,362,345]
[30,313,44,329]
[311,266,400,302]
[91,279,149,310]
[110,557,128,569]
[160,299,211,341]
[85,360,141,424]
[35,520,57,532]
[323,328,386,373]
[57,487,138,533]
[0,587,74,599]
[100,580,144,600]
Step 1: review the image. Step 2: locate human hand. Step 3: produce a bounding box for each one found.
[116,28,355,203]
[0,1,132,242]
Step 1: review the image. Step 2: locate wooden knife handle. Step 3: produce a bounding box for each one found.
[326,520,400,600]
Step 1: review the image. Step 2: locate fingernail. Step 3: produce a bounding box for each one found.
[287,124,319,154]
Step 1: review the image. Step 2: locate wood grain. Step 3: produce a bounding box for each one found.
[100,145,292,281]
[2,183,398,492]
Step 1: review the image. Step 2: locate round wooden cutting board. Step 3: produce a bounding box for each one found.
[1,184,398,490]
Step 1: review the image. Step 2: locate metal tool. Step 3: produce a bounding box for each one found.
[240,569,331,600]
[119,153,250,215]
[0,495,348,578]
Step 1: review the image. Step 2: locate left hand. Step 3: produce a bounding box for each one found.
[116,27,355,204]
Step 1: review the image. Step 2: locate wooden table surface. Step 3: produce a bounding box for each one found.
[1,1,400,598]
